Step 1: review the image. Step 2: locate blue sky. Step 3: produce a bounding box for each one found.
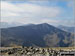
[1,0,74,26]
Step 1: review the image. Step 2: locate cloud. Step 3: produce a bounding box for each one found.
[67,0,74,8]
[15,18,61,24]
[1,2,24,17]
[1,1,61,24]
[1,1,74,27]
[60,20,75,27]
[42,19,60,23]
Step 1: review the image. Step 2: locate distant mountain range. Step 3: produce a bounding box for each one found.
[0,22,23,28]
[1,23,74,47]
[58,25,75,33]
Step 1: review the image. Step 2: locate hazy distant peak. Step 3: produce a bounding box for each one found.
[58,25,75,33]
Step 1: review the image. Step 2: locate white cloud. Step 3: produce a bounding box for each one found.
[1,1,61,25]
[14,18,61,25]
[1,1,24,18]
[42,19,60,23]
[1,10,20,17]
[1,2,24,12]
[17,3,61,18]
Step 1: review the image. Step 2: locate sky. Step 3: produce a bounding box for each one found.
[1,0,74,26]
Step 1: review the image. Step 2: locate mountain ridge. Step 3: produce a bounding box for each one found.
[1,23,74,47]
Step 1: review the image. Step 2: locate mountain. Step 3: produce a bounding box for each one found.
[58,25,75,33]
[1,23,74,47]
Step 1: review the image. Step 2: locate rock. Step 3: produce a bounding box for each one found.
[0,47,75,56]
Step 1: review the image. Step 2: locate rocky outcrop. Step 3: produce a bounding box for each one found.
[0,47,75,56]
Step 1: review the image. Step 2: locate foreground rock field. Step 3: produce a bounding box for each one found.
[0,47,75,56]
